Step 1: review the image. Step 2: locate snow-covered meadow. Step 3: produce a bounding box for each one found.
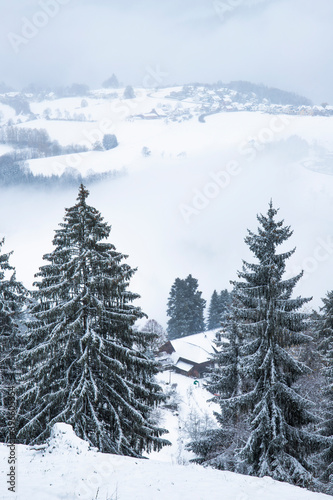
[1,88,333,326]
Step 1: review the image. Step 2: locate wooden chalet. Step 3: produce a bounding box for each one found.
[158,329,227,378]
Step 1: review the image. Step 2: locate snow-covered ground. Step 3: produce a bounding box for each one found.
[2,86,333,324]
[0,103,16,124]
[0,422,330,500]
[0,145,13,156]
[13,89,333,179]
[145,371,219,465]
[22,109,333,177]
[1,87,333,498]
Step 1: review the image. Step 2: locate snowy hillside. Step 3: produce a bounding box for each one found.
[1,85,333,325]
[1,86,332,179]
[1,85,333,499]
[144,370,220,465]
[0,422,330,500]
[11,89,333,178]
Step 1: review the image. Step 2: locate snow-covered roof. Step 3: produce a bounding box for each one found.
[175,360,194,372]
[169,329,226,365]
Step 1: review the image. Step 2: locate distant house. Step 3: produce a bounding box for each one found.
[158,329,227,378]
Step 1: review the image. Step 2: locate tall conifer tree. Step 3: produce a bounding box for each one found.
[229,201,324,487]
[0,238,26,442]
[207,289,231,330]
[219,289,231,320]
[316,290,333,489]
[17,185,169,456]
[167,274,206,339]
[207,290,221,330]
[197,201,326,488]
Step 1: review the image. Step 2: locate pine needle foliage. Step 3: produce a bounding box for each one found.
[194,201,327,489]
[17,185,169,456]
[0,238,26,442]
[316,290,333,487]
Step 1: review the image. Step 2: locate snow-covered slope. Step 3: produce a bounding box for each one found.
[1,86,333,325]
[22,107,333,177]
[145,370,220,465]
[0,423,329,500]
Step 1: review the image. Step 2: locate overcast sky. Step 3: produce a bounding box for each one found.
[1,0,332,102]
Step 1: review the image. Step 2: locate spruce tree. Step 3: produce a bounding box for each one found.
[0,238,26,442]
[229,201,325,487]
[207,290,221,330]
[123,85,135,99]
[316,290,333,489]
[167,274,206,339]
[219,289,231,321]
[188,318,249,470]
[17,185,169,456]
[207,289,231,330]
[202,201,325,488]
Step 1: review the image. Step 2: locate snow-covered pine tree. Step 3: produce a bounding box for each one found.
[0,238,26,442]
[317,291,333,359]
[210,321,243,406]
[219,289,231,321]
[17,185,169,456]
[207,290,221,330]
[227,201,325,488]
[188,318,249,470]
[207,289,231,330]
[167,274,206,339]
[316,290,333,489]
[166,277,185,339]
[184,273,206,334]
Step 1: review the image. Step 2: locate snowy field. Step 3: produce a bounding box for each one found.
[2,87,333,325]
[0,422,330,500]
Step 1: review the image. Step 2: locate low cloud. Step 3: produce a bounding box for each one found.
[0,0,332,102]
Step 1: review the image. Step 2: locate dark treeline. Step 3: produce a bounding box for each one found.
[166,275,232,339]
[0,155,122,187]
[0,126,88,160]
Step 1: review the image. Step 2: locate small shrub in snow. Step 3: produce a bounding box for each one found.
[102,133,118,150]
